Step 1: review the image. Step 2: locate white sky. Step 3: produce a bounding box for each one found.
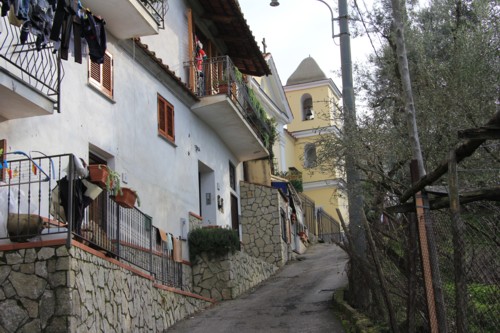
[238,0,374,89]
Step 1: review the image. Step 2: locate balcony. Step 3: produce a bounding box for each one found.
[81,0,166,39]
[0,153,183,289]
[0,17,60,121]
[185,56,271,162]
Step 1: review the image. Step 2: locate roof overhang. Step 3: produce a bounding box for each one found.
[188,0,271,76]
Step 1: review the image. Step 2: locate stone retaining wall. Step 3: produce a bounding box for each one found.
[191,250,278,301]
[240,181,290,267]
[0,244,213,333]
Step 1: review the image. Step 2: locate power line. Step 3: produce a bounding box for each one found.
[352,0,381,62]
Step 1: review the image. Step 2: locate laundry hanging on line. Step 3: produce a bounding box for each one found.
[1,0,107,63]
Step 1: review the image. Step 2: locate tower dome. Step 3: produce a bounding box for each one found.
[286,56,327,85]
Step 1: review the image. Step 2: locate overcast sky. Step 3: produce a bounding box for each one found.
[238,0,375,89]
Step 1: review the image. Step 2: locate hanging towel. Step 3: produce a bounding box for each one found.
[166,233,173,251]
[173,237,182,263]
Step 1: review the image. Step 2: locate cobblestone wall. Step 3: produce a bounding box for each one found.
[0,245,213,333]
[240,182,289,267]
[191,250,278,301]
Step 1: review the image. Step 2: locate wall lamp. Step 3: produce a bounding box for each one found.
[270,0,280,6]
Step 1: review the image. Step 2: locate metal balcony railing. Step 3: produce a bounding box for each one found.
[0,16,61,111]
[0,153,183,289]
[139,0,167,28]
[185,55,272,146]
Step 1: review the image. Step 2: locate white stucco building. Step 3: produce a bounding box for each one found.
[0,0,272,261]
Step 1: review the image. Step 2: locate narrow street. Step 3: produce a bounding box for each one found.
[167,243,349,333]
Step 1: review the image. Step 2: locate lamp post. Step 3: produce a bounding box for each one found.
[270,0,367,304]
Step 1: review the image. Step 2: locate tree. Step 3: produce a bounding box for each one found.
[313,0,499,329]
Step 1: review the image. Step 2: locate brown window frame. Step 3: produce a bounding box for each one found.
[88,51,113,98]
[157,94,175,143]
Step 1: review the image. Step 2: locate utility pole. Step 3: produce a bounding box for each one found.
[335,0,368,307]
[270,0,367,307]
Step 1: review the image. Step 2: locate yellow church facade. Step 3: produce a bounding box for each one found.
[283,57,349,226]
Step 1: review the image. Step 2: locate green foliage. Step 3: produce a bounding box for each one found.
[188,227,240,262]
[246,87,278,170]
[234,67,243,83]
[275,171,303,193]
[468,283,500,332]
[321,0,500,328]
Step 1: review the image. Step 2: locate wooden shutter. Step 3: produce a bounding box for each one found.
[102,53,113,95]
[158,97,167,136]
[89,61,101,83]
[88,52,113,98]
[166,103,174,140]
[158,95,175,142]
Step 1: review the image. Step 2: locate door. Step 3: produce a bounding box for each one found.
[231,194,239,231]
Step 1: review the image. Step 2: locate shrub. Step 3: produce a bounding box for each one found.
[188,227,240,262]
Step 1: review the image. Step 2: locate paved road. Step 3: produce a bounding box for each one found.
[167,243,349,333]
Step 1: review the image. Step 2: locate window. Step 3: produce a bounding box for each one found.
[88,51,113,98]
[229,162,236,190]
[158,94,175,142]
[302,94,314,120]
[304,143,317,168]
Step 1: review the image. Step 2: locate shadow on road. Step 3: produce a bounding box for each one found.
[167,243,349,333]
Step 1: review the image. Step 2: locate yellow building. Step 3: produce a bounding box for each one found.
[283,57,349,225]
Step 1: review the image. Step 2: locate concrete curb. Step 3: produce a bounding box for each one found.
[331,289,381,333]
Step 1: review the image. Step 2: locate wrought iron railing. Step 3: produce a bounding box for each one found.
[139,0,167,29]
[317,207,341,243]
[0,16,61,111]
[184,55,272,146]
[0,153,183,289]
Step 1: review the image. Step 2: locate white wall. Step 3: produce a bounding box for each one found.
[0,1,243,259]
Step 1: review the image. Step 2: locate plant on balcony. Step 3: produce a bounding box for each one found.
[188,227,240,262]
[218,66,243,94]
[88,164,110,189]
[88,164,123,196]
[113,187,140,208]
[275,171,303,193]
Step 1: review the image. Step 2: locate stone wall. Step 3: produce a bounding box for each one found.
[240,182,289,267]
[191,250,278,301]
[0,243,214,333]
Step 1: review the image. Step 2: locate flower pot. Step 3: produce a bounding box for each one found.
[113,187,137,209]
[88,164,109,189]
[218,83,229,94]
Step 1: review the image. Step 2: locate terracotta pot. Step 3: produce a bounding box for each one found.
[88,164,109,189]
[218,83,229,94]
[113,187,137,209]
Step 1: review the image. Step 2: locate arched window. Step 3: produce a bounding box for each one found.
[301,94,314,120]
[304,143,317,168]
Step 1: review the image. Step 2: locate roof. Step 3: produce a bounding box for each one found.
[191,0,271,76]
[286,56,327,86]
[133,38,199,102]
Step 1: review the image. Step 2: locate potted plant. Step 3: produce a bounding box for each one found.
[88,164,122,194]
[218,73,229,94]
[113,187,140,208]
[88,164,110,189]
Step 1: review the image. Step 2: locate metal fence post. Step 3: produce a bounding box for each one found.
[66,155,74,249]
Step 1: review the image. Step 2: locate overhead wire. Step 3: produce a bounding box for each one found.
[352,0,381,62]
